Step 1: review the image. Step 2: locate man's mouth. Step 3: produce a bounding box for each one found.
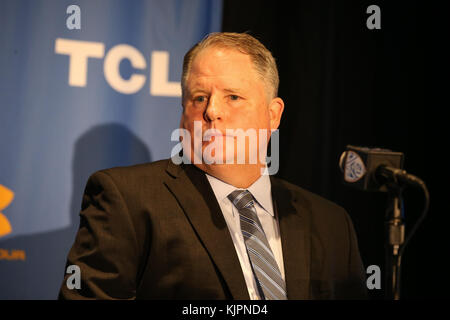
[202,129,236,141]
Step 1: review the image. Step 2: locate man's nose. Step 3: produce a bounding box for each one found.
[204,95,222,122]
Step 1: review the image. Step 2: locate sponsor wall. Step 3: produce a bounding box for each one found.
[0,0,222,299]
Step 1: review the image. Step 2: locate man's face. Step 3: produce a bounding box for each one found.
[181,46,282,167]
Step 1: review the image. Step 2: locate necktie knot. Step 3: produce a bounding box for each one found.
[227,189,254,210]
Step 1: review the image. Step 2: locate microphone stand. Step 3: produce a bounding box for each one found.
[385,185,405,300]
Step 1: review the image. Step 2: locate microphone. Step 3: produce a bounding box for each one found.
[339,145,430,301]
[339,145,424,192]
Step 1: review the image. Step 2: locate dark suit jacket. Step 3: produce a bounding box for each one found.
[58,159,367,299]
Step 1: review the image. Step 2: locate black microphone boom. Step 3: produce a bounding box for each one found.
[339,145,430,300]
[376,165,425,188]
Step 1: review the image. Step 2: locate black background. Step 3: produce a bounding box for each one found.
[222,0,445,299]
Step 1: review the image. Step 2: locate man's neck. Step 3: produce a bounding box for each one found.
[195,163,264,189]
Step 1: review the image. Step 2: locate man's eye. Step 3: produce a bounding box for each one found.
[229,95,240,101]
[194,96,207,103]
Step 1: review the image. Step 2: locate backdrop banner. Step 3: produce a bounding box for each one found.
[0,0,222,299]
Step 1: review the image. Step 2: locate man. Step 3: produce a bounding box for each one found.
[59,32,367,299]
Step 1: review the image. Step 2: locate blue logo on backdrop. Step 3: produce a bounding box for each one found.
[0,0,222,299]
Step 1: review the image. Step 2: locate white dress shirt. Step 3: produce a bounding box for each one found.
[205,173,285,300]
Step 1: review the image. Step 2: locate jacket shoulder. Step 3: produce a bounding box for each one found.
[82,159,172,199]
[94,159,170,182]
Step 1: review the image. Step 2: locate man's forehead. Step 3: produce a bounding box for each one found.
[190,47,255,74]
[185,75,257,94]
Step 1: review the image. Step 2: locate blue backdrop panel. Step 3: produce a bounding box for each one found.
[0,0,222,299]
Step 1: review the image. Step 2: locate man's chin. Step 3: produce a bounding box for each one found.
[194,161,263,171]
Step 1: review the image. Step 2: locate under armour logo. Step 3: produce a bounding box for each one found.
[0,184,14,237]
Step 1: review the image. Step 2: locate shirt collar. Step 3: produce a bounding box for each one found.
[205,172,274,217]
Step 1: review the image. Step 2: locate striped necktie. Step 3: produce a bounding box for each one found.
[228,189,287,300]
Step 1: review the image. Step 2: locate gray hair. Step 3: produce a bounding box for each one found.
[181,32,279,101]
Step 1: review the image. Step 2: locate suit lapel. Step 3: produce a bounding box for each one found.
[271,176,311,299]
[164,161,249,299]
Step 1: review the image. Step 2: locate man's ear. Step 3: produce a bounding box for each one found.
[268,97,285,130]
[179,115,184,129]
